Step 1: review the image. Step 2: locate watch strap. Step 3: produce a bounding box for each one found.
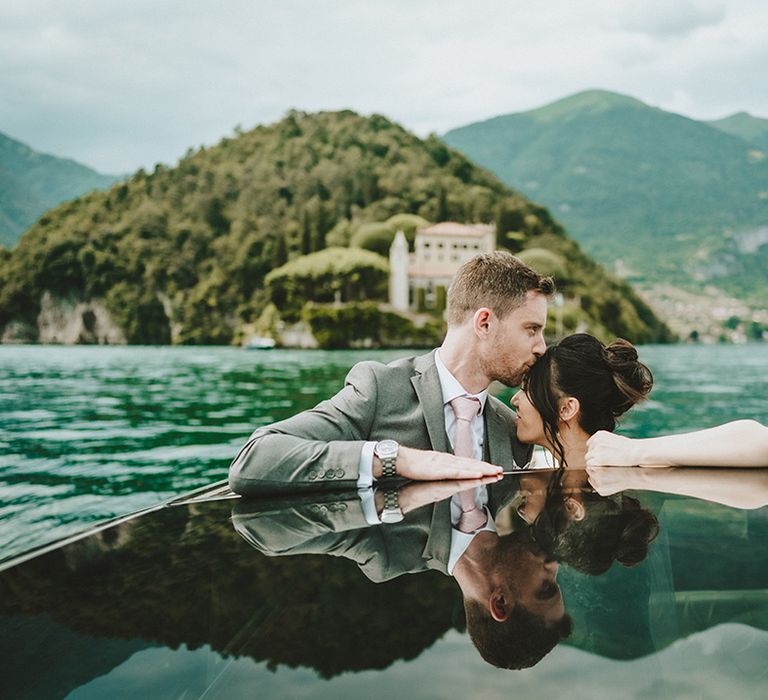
[380,489,404,523]
[383,489,400,512]
[381,455,397,478]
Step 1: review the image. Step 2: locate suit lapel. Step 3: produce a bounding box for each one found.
[487,474,523,517]
[485,400,513,469]
[411,352,450,453]
[422,499,452,572]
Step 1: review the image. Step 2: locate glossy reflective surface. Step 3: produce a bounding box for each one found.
[2,471,768,698]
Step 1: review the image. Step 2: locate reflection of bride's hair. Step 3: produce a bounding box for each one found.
[532,479,660,575]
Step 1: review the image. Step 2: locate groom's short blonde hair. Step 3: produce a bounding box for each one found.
[446,252,555,326]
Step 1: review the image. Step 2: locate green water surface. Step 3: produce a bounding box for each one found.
[1,343,766,559]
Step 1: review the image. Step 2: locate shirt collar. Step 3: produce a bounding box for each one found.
[434,349,488,413]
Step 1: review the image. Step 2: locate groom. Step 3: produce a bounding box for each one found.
[228,251,554,496]
[233,476,571,670]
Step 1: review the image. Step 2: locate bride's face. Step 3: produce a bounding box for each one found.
[510,390,547,446]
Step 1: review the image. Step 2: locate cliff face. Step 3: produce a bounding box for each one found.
[1,292,126,344]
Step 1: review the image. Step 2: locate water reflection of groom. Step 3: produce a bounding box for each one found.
[233,480,572,671]
[385,479,572,669]
[454,526,572,669]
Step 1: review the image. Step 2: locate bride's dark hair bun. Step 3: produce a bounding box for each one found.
[602,338,653,417]
[615,503,661,567]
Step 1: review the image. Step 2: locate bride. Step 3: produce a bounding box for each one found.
[510,332,653,468]
[510,331,768,469]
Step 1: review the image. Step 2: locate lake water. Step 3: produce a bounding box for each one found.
[1,343,767,560]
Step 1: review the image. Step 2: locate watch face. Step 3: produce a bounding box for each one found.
[376,439,399,459]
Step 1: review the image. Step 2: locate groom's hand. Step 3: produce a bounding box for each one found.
[386,445,504,481]
[375,475,501,516]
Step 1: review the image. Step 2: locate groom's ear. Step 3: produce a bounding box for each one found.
[559,397,580,422]
[489,590,510,622]
[473,308,493,336]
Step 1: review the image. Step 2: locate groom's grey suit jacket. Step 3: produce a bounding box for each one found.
[228,350,532,495]
[232,476,523,582]
[233,495,455,582]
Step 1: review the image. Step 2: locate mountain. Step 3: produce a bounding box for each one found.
[707,112,768,151]
[0,110,670,345]
[443,90,768,306]
[0,131,119,248]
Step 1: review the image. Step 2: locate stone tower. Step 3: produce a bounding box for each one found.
[389,230,409,311]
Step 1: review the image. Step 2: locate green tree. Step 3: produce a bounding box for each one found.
[350,222,396,256]
[266,247,389,320]
[104,283,171,344]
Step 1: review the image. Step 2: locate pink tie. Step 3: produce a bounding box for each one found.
[450,396,481,459]
[450,396,487,532]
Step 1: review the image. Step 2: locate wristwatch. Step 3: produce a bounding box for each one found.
[374,439,399,478]
[380,489,404,524]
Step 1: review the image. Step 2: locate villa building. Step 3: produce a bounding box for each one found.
[389,222,496,312]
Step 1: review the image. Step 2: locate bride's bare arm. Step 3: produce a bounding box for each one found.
[587,466,768,510]
[585,420,768,468]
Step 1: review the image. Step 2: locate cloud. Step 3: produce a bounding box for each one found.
[0,1,765,173]
[613,0,727,38]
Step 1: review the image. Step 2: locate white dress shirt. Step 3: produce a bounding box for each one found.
[358,350,497,568]
[357,348,488,488]
[447,492,497,574]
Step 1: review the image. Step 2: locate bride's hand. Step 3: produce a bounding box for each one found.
[586,466,644,495]
[586,431,640,467]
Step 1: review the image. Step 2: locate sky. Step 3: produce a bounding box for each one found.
[1,0,766,174]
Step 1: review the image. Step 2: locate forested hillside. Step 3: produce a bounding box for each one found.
[0,110,670,345]
[0,131,118,248]
[708,112,768,151]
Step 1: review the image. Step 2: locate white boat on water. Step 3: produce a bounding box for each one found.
[244,336,276,350]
